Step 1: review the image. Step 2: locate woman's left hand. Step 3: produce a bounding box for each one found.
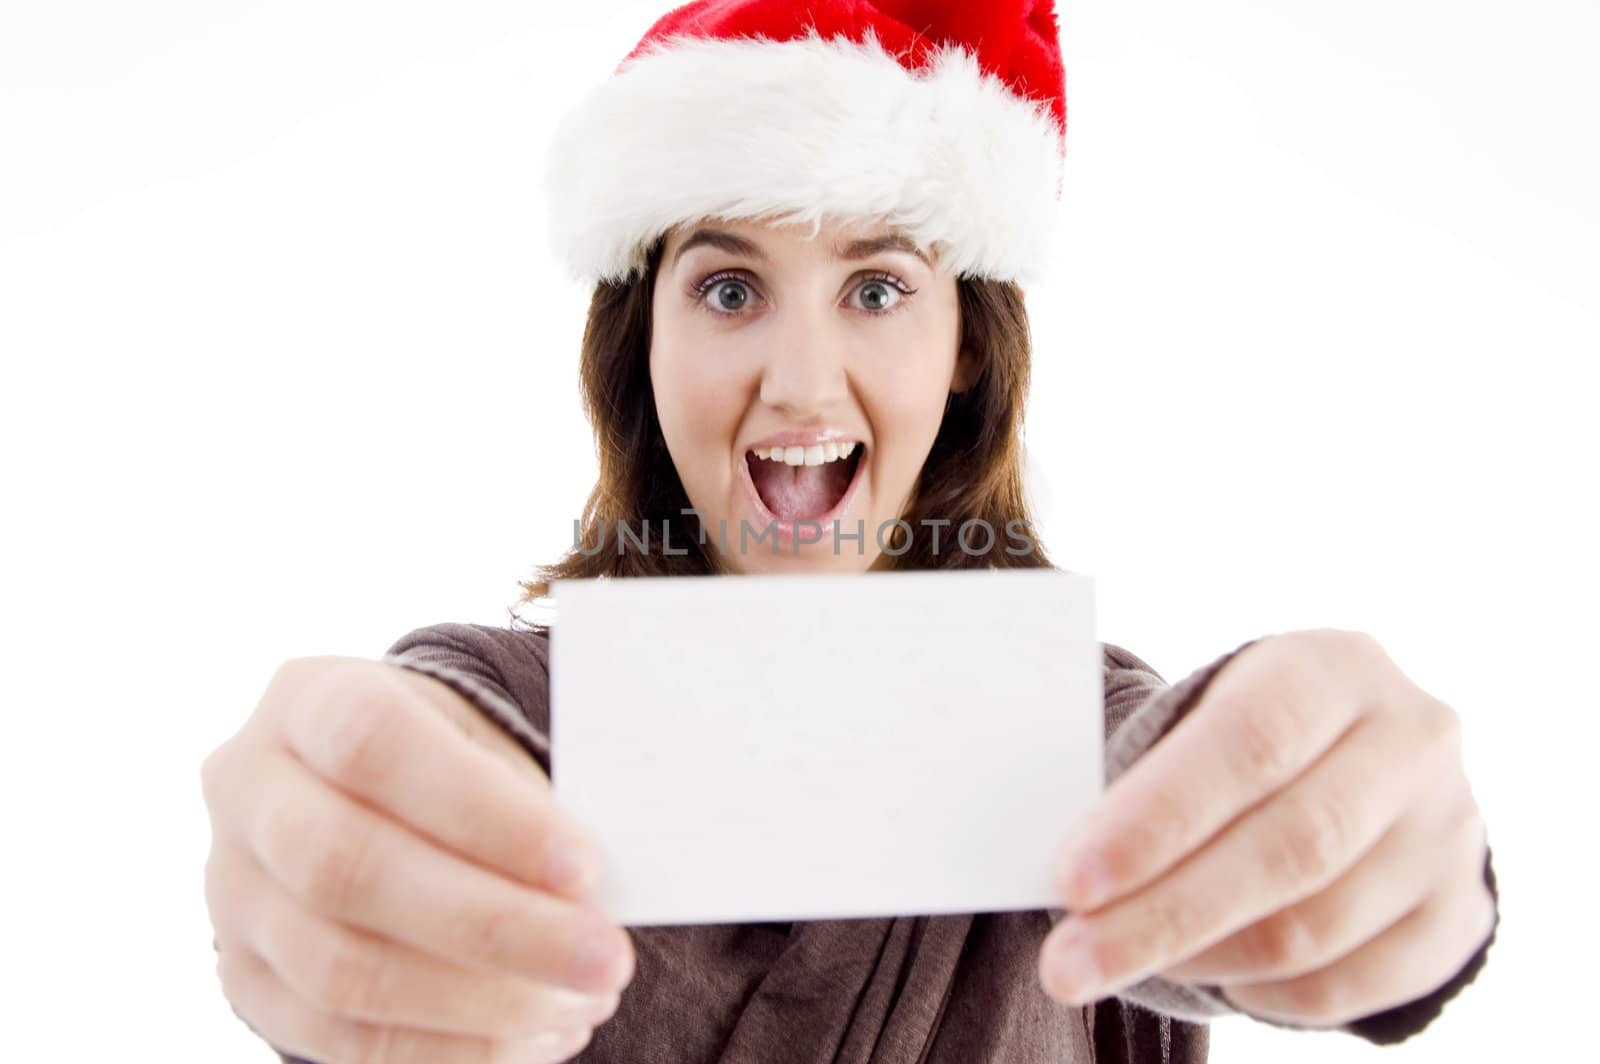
[1038,628,1496,1026]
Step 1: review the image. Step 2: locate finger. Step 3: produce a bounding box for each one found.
[230,748,635,996]
[218,943,596,1064]
[1054,631,1373,911]
[1221,871,1497,1027]
[279,659,602,902]
[1040,709,1448,1004]
[215,840,620,1039]
[1161,782,1484,984]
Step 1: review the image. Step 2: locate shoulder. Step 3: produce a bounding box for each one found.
[383,621,553,708]
[386,620,550,661]
[1101,640,1167,686]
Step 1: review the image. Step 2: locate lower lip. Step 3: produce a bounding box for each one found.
[737,448,869,549]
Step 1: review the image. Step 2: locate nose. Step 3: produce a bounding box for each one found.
[758,319,851,417]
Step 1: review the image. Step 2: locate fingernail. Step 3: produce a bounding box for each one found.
[543,833,599,896]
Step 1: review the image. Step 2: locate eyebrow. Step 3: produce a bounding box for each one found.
[670,227,932,269]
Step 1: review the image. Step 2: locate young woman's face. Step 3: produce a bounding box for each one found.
[651,217,977,575]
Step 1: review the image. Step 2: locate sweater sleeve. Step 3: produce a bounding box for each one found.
[1050,637,1499,1045]
[380,620,554,777]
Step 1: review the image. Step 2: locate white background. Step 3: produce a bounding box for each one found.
[3,0,1595,1059]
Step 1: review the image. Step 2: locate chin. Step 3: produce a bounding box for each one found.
[730,544,877,576]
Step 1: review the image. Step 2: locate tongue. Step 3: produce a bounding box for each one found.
[750,456,853,521]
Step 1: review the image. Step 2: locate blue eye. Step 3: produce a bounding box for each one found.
[853,279,901,313]
[691,271,917,318]
[705,277,753,314]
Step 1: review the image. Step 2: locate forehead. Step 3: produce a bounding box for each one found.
[664,217,933,267]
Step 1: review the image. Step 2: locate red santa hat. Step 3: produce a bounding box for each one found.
[542,0,1067,290]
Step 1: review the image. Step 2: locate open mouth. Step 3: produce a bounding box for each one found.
[744,441,866,524]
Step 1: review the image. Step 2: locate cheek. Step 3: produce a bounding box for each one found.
[863,352,956,443]
[852,344,958,512]
[866,312,959,403]
[651,342,744,468]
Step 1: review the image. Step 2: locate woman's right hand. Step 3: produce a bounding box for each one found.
[201,655,634,1063]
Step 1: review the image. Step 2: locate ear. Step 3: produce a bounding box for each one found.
[949,344,981,395]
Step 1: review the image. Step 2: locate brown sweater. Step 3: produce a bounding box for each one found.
[273,621,1496,1063]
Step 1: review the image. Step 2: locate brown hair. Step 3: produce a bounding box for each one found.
[516,231,1055,607]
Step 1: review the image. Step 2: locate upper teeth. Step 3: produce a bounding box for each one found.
[752,441,858,467]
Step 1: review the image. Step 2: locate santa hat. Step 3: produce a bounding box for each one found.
[542,0,1067,290]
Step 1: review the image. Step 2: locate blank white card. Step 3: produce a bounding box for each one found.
[548,568,1103,926]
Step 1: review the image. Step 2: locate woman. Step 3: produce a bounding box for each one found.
[201,3,1497,1062]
